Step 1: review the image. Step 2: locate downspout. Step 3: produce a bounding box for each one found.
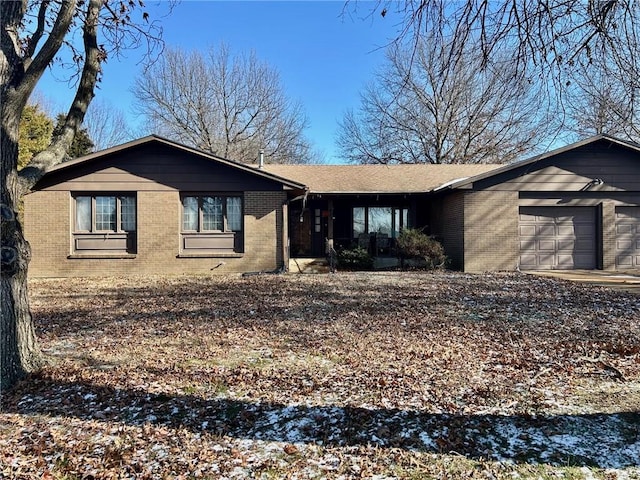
[281,199,289,272]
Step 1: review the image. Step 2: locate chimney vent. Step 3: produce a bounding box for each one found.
[258,149,264,169]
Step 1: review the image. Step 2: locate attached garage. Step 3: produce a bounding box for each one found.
[615,206,640,269]
[435,135,640,272]
[519,207,597,270]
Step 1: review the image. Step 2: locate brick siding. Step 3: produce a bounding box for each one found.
[463,190,519,272]
[24,190,287,278]
[437,192,465,270]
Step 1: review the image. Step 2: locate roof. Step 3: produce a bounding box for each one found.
[45,134,636,195]
[436,134,640,191]
[259,164,501,194]
[45,135,307,191]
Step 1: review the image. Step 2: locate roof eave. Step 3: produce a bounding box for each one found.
[307,190,429,195]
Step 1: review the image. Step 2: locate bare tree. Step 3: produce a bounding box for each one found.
[133,44,312,164]
[1,0,169,389]
[337,36,554,164]
[564,59,640,142]
[84,98,134,151]
[348,1,640,87]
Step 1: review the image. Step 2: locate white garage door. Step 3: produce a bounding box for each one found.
[615,206,640,269]
[519,207,596,270]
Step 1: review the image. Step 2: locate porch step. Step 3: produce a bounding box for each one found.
[289,258,330,274]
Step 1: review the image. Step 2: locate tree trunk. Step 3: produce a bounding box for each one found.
[1,128,43,390]
[0,226,43,391]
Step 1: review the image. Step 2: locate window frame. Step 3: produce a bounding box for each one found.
[180,193,244,256]
[181,195,243,233]
[74,194,137,233]
[71,193,137,256]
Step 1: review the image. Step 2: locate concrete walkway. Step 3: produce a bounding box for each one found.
[530,270,640,294]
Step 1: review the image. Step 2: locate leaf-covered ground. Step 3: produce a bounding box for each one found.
[1,271,639,479]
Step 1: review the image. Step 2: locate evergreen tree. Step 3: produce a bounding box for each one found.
[18,104,53,170]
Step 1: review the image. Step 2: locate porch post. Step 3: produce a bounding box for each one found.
[282,201,289,271]
[327,199,334,249]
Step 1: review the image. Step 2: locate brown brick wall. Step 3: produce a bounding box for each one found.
[436,192,465,270]
[243,191,286,272]
[24,190,287,278]
[463,190,519,272]
[24,191,70,277]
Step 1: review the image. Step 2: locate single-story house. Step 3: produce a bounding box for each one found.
[23,134,640,277]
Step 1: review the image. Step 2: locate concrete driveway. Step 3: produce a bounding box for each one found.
[530,270,640,294]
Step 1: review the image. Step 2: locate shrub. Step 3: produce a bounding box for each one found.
[336,246,374,271]
[396,228,447,269]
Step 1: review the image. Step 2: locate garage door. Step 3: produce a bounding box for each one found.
[519,207,596,270]
[615,206,640,269]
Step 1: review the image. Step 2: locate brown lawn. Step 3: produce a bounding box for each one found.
[1,272,639,479]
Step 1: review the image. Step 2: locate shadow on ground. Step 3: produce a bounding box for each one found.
[4,374,639,469]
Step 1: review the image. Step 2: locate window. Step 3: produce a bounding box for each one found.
[181,195,242,232]
[72,194,136,254]
[181,195,243,254]
[352,206,408,239]
[368,207,393,235]
[353,207,365,237]
[75,195,136,233]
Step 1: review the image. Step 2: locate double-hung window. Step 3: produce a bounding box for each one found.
[73,194,136,254]
[181,195,243,254]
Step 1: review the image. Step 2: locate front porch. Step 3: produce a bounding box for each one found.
[287,194,430,259]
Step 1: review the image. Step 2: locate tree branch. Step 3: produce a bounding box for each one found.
[24,0,51,61]
[17,0,78,107]
[19,0,102,194]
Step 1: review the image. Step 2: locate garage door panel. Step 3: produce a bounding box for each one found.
[555,238,576,252]
[617,239,634,250]
[615,206,640,269]
[519,207,596,270]
[617,255,634,267]
[519,225,536,236]
[556,254,576,267]
[538,240,556,251]
[573,254,597,269]
[573,224,595,236]
[537,225,556,236]
[519,254,538,269]
[616,224,634,234]
[574,238,595,250]
[555,226,574,237]
[538,253,555,267]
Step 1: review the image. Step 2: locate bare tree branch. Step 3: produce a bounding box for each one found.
[133,43,313,164]
[337,33,555,165]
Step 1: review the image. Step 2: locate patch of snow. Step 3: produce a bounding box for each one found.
[419,431,437,449]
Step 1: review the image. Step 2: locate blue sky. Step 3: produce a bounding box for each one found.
[37,1,403,163]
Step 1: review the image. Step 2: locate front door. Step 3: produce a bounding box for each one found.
[289,202,328,257]
[310,204,328,256]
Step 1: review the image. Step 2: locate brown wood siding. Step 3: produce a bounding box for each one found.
[475,141,640,193]
[35,143,286,193]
